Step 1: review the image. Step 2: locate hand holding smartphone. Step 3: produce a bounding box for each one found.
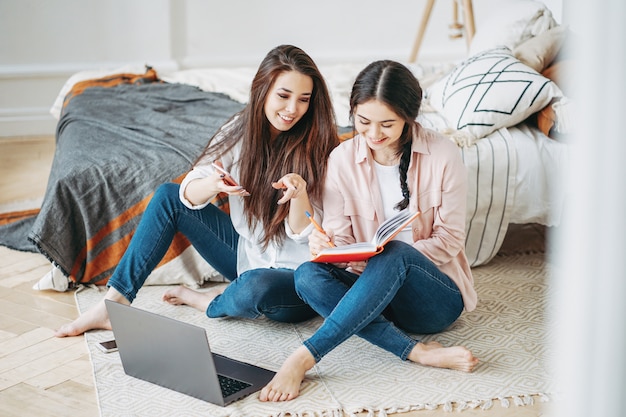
[211,162,250,196]
[97,339,118,353]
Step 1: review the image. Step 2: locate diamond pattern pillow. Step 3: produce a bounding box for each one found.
[427,47,562,142]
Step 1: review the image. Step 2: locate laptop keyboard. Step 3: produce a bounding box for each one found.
[218,374,252,397]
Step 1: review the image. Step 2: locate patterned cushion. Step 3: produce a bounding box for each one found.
[427,47,562,143]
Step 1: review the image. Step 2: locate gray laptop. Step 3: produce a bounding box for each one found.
[104,299,276,406]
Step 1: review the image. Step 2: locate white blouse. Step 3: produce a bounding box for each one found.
[178,128,316,275]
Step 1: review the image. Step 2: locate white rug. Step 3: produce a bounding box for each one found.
[77,252,554,416]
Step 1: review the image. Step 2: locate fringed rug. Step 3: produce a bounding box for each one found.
[77,251,554,417]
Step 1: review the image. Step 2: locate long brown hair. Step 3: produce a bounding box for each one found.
[349,60,423,211]
[197,45,338,248]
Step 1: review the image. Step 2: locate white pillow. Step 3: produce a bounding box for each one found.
[513,25,568,72]
[469,0,557,56]
[426,47,562,143]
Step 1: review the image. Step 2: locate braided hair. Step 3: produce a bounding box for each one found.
[349,60,423,211]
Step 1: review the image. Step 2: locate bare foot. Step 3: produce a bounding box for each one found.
[54,287,128,337]
[408,341,478,372]
[162,283,228,313]
[259,345,316,402]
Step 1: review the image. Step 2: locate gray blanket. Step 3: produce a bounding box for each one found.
[27,83,244,284]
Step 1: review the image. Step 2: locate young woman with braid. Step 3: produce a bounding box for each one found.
[260,60,478,402]
[55,45,339,337]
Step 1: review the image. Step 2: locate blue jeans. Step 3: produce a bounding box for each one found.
[295,240,464,361]
[108,183,316,323]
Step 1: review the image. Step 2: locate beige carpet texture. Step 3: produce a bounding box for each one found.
[77,237,554,417]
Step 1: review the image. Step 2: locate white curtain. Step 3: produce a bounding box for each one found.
[550,1,626,417]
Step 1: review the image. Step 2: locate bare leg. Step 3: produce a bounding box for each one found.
[162,283,228,313]
[259,345,315,402]
[54,286,128,337]
[407,341,478,372]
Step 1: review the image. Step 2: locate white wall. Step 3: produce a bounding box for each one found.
[0,0,562,137]
[0,0,175,137]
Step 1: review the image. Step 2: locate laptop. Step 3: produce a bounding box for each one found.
[104,299,276,406]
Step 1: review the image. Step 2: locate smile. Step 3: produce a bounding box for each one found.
[279,114,295,123]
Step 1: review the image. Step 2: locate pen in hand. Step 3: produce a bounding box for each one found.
[305,211,335,248]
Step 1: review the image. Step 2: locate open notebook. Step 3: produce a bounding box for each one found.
[312,209,420,263]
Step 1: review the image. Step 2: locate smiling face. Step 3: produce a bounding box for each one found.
[354,99,406,164]
[263,70,313,138]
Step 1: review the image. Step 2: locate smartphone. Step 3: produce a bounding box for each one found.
[211,162,239,187]
[97,339,118,353]
[211,162,250,196]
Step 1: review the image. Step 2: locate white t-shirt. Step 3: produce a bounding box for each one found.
[374,161,412,244]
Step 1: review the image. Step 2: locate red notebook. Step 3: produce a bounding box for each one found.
[312,209,420,263]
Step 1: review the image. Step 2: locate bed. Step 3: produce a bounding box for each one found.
[27,1,570,289]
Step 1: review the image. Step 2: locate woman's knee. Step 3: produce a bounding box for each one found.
[294,262,325,294]
[370,240,426,269]
[147,182,183,214]
[383,240,419,257]
[153,182,180,202]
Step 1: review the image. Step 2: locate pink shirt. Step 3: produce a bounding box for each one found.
[323,125,477,312]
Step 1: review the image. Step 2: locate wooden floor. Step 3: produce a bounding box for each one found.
[0,136,98,416]
[0,136,546,416]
